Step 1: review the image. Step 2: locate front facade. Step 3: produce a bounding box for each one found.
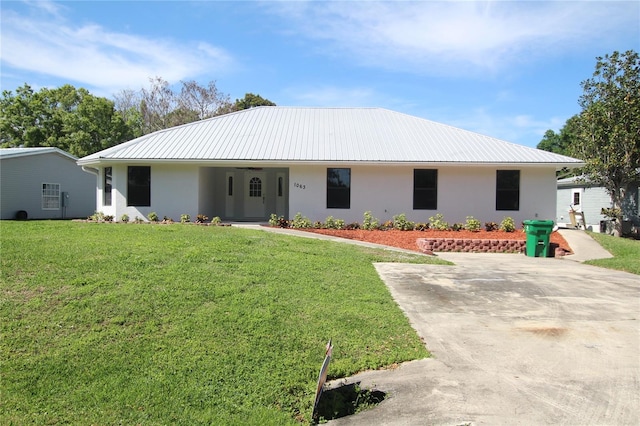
[78,107,583,225]
[0,147,96,220]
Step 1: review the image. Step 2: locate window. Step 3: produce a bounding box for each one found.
[249,177,262,197]
[278,176,283,197]
[104,167,112,206]
[573,192,580,206]
[127,166,150,206]
[496,170,520,211]
[42,183,60,209]
[413,169,437,209]
[327,168,350,209]
[227,176,233,196]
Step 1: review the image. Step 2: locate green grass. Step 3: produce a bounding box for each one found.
[585,232,640,275]
[0,221,443,425]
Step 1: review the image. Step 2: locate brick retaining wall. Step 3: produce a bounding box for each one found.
[417,238,526,254]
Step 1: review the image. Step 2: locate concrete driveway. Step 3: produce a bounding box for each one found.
[327,253,640,425]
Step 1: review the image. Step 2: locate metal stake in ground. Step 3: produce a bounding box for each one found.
[312,339,333,421]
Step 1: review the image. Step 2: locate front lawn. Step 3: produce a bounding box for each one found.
[585,232,640,275]
[0,221,438,424]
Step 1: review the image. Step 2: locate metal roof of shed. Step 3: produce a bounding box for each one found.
[78,107,584,167]
[0,147,77,160]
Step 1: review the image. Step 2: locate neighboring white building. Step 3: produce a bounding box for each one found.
[556,175,640,234]
[77,107,584,224]
[1,147,96,220]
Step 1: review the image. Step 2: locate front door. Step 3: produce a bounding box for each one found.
[244,171,265,218]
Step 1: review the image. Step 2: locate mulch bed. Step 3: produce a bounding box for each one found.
[299,228,573,254]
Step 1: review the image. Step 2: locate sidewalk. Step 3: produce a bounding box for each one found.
[557,228,613,262]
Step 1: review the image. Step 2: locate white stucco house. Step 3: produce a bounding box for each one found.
[77,107,584,225]
[556,175,639,234]
[1,147,96,220]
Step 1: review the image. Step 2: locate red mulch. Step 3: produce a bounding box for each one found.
[299,228,573,254]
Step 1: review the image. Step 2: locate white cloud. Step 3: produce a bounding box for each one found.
[0,2,235,95]
[272,1,639,76]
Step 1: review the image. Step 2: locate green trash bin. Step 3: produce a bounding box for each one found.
[523,220,554,257]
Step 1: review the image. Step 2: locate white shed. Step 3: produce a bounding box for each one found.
[1,147,96,220]
[77,107,584,225]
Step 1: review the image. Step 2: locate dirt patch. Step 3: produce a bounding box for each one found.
[300,229,572,254]
[519,326,568,338]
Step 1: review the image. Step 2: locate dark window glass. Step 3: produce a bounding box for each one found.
[127,166,150,206]
[228,176,233,196]
[249,177,262,197]
[573,192,580,205]
[413,169,437,210]
[496,170,520,211]
[278,177,283,197]
[327,168,350,209]
[104,167,112,206]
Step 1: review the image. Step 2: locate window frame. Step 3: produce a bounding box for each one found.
[41,183,61,210]
[127,166,151,207]
[413,169,438,210]
[326,168,351,209]
[496,170,520,211]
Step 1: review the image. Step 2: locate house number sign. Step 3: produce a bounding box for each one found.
[294,182,306,190]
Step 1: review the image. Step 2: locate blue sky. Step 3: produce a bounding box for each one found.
[1,0,638,148]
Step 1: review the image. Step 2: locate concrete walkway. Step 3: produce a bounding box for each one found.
[557,228,613,262]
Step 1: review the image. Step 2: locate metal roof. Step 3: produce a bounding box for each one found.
[78,107,584,167]
[0,147,77,160]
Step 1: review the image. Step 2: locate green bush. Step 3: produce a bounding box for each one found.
[290,212,312,229]
[269,213,279,227]
[484,222,498,231]
[120,214,129,223]
[211,216,222,225]
[429,213,449,231]
[335,219,346,230]
[464,216,481,232]
[148,212,159,222]
[500,216,516,232]
[324,216,337,229]
[180,214,190,224]
[195,214,209,223]
[362,211,379,231]
[392,213,415,231]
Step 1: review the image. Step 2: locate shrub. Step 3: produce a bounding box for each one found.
[500,216,516,232]
[380,220,394,230]
[334,219,345,230]
[414,222,429,231]
[268,214,289,228]
[180,214,190,224]
[163,216,174,223]
[210,216,221,225]
[313,221,323,229]
[362,211,379,231]
[290,212,312,229]
[268,213,278,227]
[429,213,449,231]
[120,214,129,223]
[451,222,464,231]
[89,211,105,222]
[464,216,481,232]
[148,212,159,222]
[393,213,415,231]
[324,216,337,229]
[345,222,360,230]
[484,221,498,232]
[134,216,144,224]
[195,214,209,223]
[103,215,114,222]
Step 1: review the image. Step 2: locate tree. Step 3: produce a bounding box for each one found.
[1,84,133,157]
[114,78,236,135]
[537,115,580,156]
[234,93,276,110]
[570,50,640,236]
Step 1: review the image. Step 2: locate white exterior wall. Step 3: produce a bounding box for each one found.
[289,164,558,225]
[1,153,95,220]
[101,164,199,222]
